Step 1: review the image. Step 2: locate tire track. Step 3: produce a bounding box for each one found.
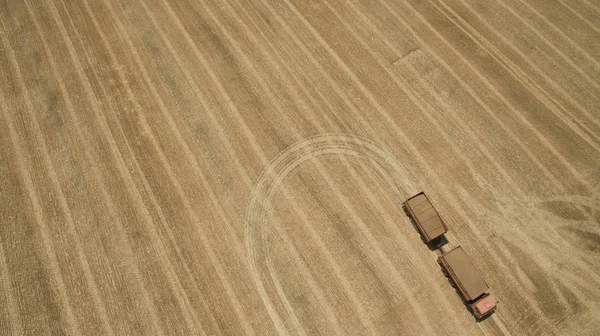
[245,133,416,333]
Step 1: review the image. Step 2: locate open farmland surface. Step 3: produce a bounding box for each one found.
[1,0,599,334]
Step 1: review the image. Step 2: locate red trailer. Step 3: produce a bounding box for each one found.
[403,192,448,243]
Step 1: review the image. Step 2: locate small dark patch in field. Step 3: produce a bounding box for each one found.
[538,200,588,221]
[558,226,600,253]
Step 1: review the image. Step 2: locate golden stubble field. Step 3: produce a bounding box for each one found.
[1,0,599,334]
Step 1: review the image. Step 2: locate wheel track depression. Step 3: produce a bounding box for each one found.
[244,133,417,332]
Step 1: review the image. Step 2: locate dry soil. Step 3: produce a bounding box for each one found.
[1,0,599,334]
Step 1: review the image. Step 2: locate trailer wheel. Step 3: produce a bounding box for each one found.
[410,219,419,232]
[440,267,448,277]
[448,278,456,288]
[467,304,474,313]
[403,206,411,218]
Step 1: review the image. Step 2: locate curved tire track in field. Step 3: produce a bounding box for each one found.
[244,133,416,332]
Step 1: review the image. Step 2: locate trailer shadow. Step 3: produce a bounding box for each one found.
[426,235,448,252]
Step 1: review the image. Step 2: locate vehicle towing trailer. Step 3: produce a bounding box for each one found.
[438,246,497,318]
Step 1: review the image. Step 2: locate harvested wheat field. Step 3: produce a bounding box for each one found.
[1,0,599,334]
